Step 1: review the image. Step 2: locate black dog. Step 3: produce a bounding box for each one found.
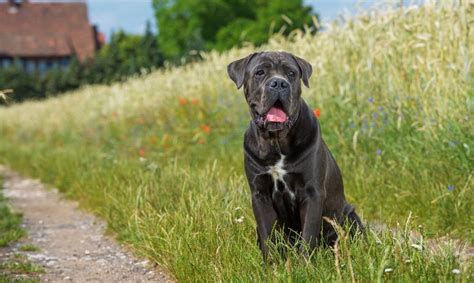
[227,51,363,260]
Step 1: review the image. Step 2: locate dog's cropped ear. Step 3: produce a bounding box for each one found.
[227,53,257,89]
[293,55,312,88]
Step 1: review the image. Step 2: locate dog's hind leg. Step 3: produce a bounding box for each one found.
[343,204,365,238]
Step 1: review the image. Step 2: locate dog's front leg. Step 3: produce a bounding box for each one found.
[252,190,277,260]
[299,186,324,254]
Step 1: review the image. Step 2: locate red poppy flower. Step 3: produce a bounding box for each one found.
[313,108,321,118]
[201,124,211,133]
[179,97,188,106]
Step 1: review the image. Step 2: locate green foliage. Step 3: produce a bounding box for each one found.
[0,66,44,103]
[85,23,164,84]
[153,0,317,60]
[0,180,25,247]
[0,254,43,283]
[18,244,40,252]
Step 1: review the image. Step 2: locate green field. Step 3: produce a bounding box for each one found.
[0,2,472,281]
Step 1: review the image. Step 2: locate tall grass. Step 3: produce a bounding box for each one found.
[0,1,472,281]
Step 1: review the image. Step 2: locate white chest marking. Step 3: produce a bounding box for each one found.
[267,155,295,199]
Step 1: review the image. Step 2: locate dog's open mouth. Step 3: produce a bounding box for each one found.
[253,100,293,131]
[265,100,288,123]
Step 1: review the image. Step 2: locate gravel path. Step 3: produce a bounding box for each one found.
[0,166,173,282]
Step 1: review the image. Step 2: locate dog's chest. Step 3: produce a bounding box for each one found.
[267,155,295,200]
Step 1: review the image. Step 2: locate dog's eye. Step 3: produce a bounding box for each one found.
[255,70,265,77]
[288,71,296,77]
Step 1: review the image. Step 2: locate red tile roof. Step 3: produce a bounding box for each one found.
[0,1,99,61]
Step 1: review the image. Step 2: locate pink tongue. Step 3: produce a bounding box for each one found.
[266,107,287,123]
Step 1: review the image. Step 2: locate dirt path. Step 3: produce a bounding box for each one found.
[369,222,474,263]
[0,166,173,282]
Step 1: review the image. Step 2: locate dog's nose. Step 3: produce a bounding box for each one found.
[268,78,288,90]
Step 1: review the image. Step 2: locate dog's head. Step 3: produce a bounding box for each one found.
[227,51,312,133]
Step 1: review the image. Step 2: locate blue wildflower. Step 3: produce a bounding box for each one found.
[447,185,455,191]
[368,97,374,103]
[376,149,382,155]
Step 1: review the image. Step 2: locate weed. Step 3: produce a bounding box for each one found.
[18,245,40,252]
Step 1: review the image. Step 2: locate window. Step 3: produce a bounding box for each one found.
[0,58,13,68]
[61,57,70,67]
[38,59,47,73]
[24,59,35,73]
[0,57,72,73]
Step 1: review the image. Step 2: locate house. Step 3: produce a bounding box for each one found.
[0,0,104,73]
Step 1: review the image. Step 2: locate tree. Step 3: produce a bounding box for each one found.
[153,0,318,61]
[89,25,164,84]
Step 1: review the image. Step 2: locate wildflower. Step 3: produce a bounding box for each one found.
[179,97,188,106]
[147,162,159,173]
[376,149,382,155]
[139,148,146,158]
[372,112,379,119]
[411,243,423,251]
[191,98,199,105]
[201,124,211,133]
[235,216,244,223]
[313,108,321,118]
[447,185,455,191]
[384,268,393,273]
[452,269,461,274]
[378,106,384,112]
[368,97,374,103]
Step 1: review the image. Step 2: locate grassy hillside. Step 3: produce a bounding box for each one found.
[0,2,472,281]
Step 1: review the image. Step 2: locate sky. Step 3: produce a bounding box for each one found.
[85,0,377,41]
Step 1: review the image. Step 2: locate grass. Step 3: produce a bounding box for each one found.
[0,177,25,247]
[0,178,43,282]
[0,254,43,283]
[18,245,40,253]
[0,1,472,281]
